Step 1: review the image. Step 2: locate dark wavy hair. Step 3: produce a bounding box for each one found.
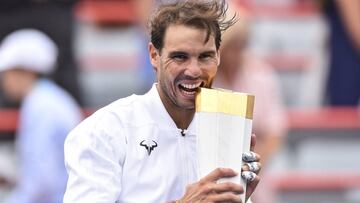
[149,0,237,52]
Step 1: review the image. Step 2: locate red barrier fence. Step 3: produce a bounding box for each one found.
[287,107,360,129]
[271,171,360,191]
[75,0,136,25]
[1,107,360,133]
[75,0,321,25]
[0,109,18,132]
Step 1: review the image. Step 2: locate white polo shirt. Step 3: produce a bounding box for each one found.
[64,84,197,203]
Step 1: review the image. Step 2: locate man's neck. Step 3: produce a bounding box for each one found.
[156,85,195,130]
[171,108,195,130]
[162,98,195,130]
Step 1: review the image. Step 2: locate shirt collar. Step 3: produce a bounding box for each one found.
[144,83,196,135]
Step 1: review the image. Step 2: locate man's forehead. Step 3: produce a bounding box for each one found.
[163,24,217,52]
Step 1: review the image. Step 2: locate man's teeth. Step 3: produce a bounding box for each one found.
[181,83,201,89]
[182,90,195,95]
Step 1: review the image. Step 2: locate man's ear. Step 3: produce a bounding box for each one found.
[149,43,160,71]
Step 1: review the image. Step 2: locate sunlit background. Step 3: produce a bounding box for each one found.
[0,0,359,203]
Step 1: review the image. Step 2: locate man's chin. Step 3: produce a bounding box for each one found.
[176,101,196,111]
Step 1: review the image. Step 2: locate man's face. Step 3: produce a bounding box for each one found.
[0,69,35,101]
[150,24,219,110]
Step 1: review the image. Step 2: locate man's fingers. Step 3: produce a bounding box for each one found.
[242,151,260,163]
[208,192,242,203]
[204,181,244,194]
[242,162,261,174]
[241,171,260,202]
[245,173,260,201]
[250,133,256,151]
[200,168,238,183]
[241,171,257,182]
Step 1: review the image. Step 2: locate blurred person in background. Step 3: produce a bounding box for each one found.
[212,4,288,203]
[323,0,360,106]
[213,3,287,167]
[134,0,157,92]
[0,0,81,106]
[0,29,82,203]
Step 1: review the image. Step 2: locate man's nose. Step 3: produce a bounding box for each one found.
[184,59,201,78]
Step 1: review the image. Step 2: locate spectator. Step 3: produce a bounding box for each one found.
[213,5,287,166]
[0,0,81,106]
[324,0,360,106]
[212,5,288,203]
[134,0,156,92]
[0,29,82,203]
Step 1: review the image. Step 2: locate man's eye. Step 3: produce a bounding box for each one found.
[172,54,188,61]
[199,54,213,60]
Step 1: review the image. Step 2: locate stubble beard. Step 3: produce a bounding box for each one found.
[159,78,195,111]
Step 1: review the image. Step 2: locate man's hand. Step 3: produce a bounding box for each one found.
[176,134,261,203]
[179,168,244,202]
[242,134,261,200]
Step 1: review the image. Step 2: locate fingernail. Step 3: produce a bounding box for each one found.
[242,151,257,162]
[246,162,260,173]
[241,171,256,182]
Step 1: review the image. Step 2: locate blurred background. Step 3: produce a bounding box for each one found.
[0,0,359,203]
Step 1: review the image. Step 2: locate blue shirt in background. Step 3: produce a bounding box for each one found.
[4,79,82,203]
